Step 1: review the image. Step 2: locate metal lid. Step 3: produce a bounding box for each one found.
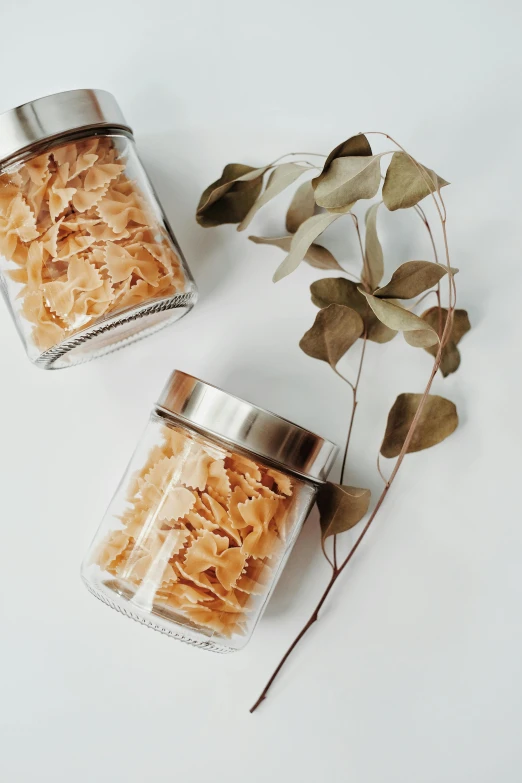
[156,370,338,483]
[0,89,132,167]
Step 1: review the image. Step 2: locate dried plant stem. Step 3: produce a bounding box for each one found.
[408,289,438,312]
[250,318,450,713]
[331,333,368,569]
[376,453,389,484]
[250,137,455,713]
[414,204,440,265]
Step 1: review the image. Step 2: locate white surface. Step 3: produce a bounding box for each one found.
[1,1,521,781]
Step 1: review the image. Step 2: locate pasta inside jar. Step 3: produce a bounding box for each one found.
[83,417,316,651]
[0,90,197,368]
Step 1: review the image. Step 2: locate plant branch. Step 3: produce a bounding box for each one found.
[250,312,451,713]
[331,333,368,569]
[249,135,456,714]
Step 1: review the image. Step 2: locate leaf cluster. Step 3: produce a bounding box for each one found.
[196,134,469,557]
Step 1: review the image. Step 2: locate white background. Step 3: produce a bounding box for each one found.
[1,1,521,781]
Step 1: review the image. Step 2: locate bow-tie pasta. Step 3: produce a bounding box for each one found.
[0,136,186,356]
[93,422,303,640]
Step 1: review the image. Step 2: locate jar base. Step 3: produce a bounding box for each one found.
[35,290,198,369]
[82,573,237,654]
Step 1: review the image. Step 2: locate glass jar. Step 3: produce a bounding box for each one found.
[82,370,337,652]
[0,89,197,368]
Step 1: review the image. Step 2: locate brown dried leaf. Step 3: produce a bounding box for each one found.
[313,134,373,186]
[382,152,449,211]
[364,203,384,290]
[299,303,364,367]
[375,261,449,299]
[286,180,316,233]
[381,393,458,458]
[273,213,340,282]
[318,483,371,539]
[310,278,396,343]
[313,156,382,211]
[237,163,309,232]
[422,307,471,376]
[361,292,439,347]
[249,235,343,271]
[196,163,266,227]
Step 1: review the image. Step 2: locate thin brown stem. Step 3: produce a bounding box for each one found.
[349,213,369,286]
[250,570,338,713]
[406,289,439,313]
[414,204,440,265]
[376,453,389,484]
[250,314,450,713]
[250,133,456,714]
[332,334,368,569]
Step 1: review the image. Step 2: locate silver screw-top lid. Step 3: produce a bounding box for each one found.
[156,370,338,483]
[0,89,132,167]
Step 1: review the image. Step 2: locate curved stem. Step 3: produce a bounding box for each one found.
[250,133,456,714]
[414,204,440,265]
[250,316,450,713]
[376,453,389,484]
[349,213,369,285]
[331,334,367,569]
[250,570,337,713]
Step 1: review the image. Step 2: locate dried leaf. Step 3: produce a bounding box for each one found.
[273,213,339,282]
[313,134,372,185]
[310,277,396,343]
[381,393,458,458]
[249,235,343,271]
[382,152,449,211]
[364,202,384,290]
[375,261,450,299]
[286,180,316,233]
[304,245,344,271]
[317,483,371,539]
[313,156,382,211]
[299,303,363,367]
[196,163,266,227]
[422,307,471,376]
[237,163,309,232]
[361,292,439,347]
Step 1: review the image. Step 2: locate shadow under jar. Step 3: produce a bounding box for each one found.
[82,371,338,652]
[0,89,197,368]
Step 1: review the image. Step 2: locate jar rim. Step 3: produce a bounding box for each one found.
[0,89,132,167]
[156,370,338,484]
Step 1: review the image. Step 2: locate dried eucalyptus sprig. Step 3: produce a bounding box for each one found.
[196,132,469,712]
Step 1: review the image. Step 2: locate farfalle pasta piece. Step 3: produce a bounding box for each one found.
[24,153,50,186]
[84,162,124,191]
[21,290,65,350]
[184,532,245,591]
[56,233,94,260]
[236,558,272,595]
[96,191,149,234]
[48,164,76,221]
[237,496,282,559]
[158,486,195,522]
[96,530,131,570]
[72,184,109,213]
[266,468,293,496]
[206,459,231,500]
[42,256,103,318]
[201,493,242,546]
[3,194,39,246]
[104,241,161,286]
[228,454,262,482]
